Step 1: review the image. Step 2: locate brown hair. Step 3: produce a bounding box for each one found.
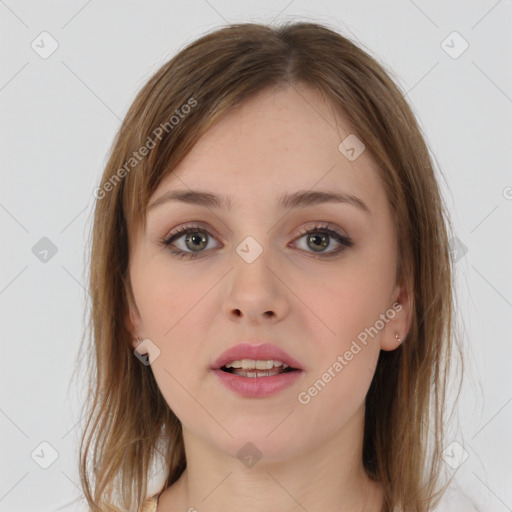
[77,21,463,511]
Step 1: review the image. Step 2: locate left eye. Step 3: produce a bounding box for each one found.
[159,223,353,260]
[292,226,353,257]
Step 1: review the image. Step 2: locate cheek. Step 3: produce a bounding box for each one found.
[295,245,394,381]
[300,266,393,347]
[130,258,216,383]
[132,256,211,335]
[334,232,397,332]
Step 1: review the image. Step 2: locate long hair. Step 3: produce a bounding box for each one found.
[77,21,463,511]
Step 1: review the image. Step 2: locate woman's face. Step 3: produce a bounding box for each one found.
[126,84,410,462]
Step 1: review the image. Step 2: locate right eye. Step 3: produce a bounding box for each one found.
[159,225,221,260]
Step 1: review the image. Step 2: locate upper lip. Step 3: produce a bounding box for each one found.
[211,342,303,370]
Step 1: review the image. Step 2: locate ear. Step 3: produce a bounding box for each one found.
[380,277,413,352]
[124,278,146,351]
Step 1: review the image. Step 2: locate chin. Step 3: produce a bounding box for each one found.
[214,430,307,465]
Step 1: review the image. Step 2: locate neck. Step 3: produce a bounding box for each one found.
[158,404,383,511]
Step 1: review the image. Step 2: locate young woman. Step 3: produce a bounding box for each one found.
[78,21,472,511]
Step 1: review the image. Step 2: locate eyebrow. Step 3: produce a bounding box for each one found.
[147,189,371,215]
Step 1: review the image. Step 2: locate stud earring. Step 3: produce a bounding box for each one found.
[395,332,404,344]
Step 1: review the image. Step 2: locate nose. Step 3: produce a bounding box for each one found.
[223,241,289,324]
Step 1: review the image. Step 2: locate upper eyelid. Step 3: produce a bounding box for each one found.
[164,221,345,238]
[164,223,223,243]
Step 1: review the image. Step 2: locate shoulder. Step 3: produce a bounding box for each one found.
[430,486,480,512]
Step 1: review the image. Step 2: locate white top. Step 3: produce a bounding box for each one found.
[431,486,480,511]
[50,484,481,511]
[142,486,480,512]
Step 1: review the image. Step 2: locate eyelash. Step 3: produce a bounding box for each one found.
[158,223,354,261]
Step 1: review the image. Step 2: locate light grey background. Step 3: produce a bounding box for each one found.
[1,1,511,511]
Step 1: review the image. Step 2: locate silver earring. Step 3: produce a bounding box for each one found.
[395,332,403,344]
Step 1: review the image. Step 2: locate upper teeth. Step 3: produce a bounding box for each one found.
[225,359,289,370]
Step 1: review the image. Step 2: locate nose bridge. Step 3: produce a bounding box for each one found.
[228,207,275,265]
[231,233,275,289]
[223,232,288,321]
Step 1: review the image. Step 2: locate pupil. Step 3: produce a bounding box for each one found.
[186,232,207,251]
[308,233,328,251]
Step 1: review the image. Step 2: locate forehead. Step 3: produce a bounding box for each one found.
[150,85,386,217]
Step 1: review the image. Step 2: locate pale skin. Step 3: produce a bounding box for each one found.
[126,83,412,512]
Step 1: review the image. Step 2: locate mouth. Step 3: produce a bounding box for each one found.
[212,359,304,398]
[219,361,299,378]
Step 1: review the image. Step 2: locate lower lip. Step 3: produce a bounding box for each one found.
[211,369,304,398]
